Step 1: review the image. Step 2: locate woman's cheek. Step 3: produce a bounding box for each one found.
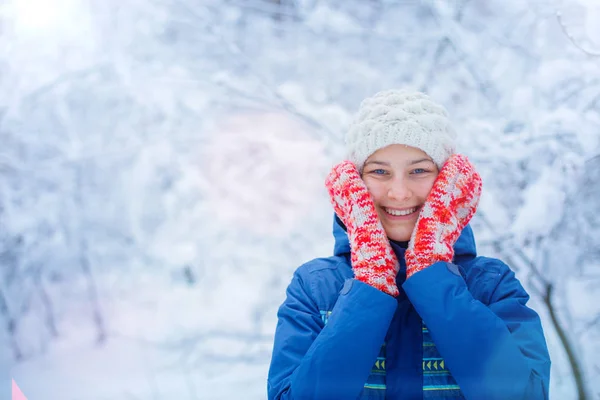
[367,186,384,204]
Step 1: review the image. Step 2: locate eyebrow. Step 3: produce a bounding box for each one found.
[408,158,435,165]
[363,160,391,167]
[364,158,434,167]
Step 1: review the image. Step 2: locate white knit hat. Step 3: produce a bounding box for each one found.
[345,89,456,169]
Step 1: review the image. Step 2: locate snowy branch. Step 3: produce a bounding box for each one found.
[556,10,600,57]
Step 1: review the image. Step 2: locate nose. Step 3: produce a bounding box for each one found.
[387,178,412,201]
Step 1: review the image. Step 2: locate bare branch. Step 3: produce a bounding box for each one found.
[32,268,58,338]
[557,10,600,57]
[73,164,107,345]
[0,288,23,361]
[543,284,591,399]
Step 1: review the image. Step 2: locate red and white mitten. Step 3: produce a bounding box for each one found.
[405,154,482,279]
[325,161,400,297]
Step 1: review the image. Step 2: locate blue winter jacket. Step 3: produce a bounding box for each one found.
[267,217,551,399]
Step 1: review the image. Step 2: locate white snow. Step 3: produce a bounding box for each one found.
[3,0,600,399]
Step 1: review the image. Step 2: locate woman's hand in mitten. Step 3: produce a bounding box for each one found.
[325,161,400,297]
[405,154,482,279]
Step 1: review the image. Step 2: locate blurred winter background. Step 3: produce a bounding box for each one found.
[1,0,599,398]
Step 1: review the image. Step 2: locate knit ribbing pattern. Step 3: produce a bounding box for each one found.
[325,161,400,297]
[346,90,456,170]
[405,155,482,278]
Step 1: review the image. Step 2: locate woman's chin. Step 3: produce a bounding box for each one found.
[381,219,416,242]
[386,230,412,242]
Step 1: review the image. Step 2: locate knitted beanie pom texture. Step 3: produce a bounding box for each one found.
[346,90,457,169]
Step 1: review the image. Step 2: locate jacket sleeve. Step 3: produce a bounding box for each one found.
[403,260,551,400]
[267,268,398,400]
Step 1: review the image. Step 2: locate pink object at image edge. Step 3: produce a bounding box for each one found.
[12,379,27,400]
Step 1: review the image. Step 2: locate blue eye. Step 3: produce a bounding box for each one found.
[412,168,428,174]
[371,169,387,175]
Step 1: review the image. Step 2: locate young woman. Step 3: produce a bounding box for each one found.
[267,90,551,400]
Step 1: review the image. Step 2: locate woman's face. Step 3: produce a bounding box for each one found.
[362,144,439,242]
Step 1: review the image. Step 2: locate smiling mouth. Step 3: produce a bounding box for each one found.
[384,207,419,217]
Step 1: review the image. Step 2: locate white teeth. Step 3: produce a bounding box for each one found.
[385,207,417,216]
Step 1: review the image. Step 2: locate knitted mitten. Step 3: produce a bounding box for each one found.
[325,161,400,297]
[405,154,482,279]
